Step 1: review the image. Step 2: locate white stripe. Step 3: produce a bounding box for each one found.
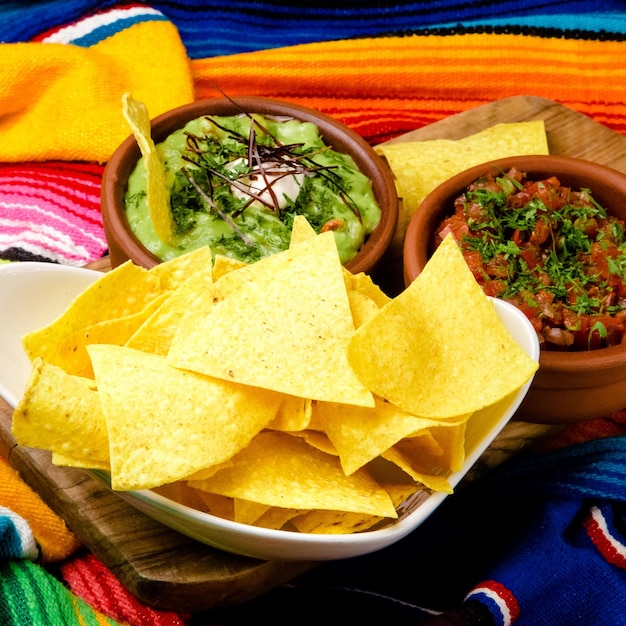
[0,203,104,246]
[466,586,513,626]
[0,234,89,265]
[0,214,104,259]
[590,505,626,560]
[0,505,39,561]
[41,6,163,44]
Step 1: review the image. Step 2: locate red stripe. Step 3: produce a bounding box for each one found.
[583,506,626,569]
[60,552,189,626]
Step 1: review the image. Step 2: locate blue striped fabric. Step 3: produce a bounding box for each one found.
[467,436,626,500]
[2,0,626,55]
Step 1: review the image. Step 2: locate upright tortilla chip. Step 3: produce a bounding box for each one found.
[289,214,317,245]
[347,234,539,418]
[168,231,374,407]
[122,93,176,246]
[87,344,284,490]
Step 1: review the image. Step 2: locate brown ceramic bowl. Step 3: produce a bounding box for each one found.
[403,155,626,424]
[101,96,398,275]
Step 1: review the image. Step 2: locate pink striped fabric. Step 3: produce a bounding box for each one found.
[0,162,106,265]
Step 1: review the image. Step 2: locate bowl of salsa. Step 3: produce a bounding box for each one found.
[403,155,626,423]
[101,96,398,275]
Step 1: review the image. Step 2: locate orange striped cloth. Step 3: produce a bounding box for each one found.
[191,32,626,143]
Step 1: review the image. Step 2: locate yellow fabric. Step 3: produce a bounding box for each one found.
[0,458,82,562]
[0,20,194,163]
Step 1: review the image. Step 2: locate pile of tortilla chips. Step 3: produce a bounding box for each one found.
[12,218,538,534]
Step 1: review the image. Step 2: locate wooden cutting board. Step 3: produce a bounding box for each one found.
[2,95,625,612]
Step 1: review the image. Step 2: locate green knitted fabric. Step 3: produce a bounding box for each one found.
[0,560,121,626]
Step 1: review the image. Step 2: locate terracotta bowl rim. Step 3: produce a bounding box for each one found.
[101,95,399,275]
[403,154,626,372]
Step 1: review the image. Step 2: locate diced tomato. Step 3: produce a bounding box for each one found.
[432,167,626,351]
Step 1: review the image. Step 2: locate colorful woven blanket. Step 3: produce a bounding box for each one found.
[2,2,626,624]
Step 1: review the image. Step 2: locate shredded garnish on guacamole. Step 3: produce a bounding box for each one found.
[125,113,381,265]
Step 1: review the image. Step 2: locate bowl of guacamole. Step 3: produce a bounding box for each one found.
[101,96,398,275]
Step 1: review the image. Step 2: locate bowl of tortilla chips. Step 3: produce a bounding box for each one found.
[403,154,626,424]
[101,95,399,276]
[2,223,539,560]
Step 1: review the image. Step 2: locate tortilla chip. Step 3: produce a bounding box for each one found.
[194,491,234,520]
[56,292,168,377]
[253,506,302,530]
[376,121,549,253]
[382,447,453,494]
[291,509,382,534]
[189,431,397,519]
[314,397,448,475]
[212,254,248,281]
[167,231,374,407]
[122,93,176,246]
[22,261,162,368]
[347,271,392,309]
[347,289,381,328]
[347,234,539,418]
[87,344,283,490]
[12,358,110,464]
[289,214,317,245]
[289,429,338,455]
[125,271,214,355]
[268,395,313,431]
[148,246,214,291]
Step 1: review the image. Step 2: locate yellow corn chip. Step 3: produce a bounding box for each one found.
[87,344,283,490]
[212,254,248,281]
[125,270,214,355]
[22,261,162,367]
[148,245,214,291]
[376,121,549,253]
[122,92,176,246]
[189,431,397,519]
[12,359,110,464]
[314,396,448,475]
[347,234,539,418]
[56,292,168,377]
[289,214,317,245]
[268,395,313,432]
[168,231,374,407]
[291,509,382,534]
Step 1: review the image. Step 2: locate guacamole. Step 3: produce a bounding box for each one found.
[124,113,382,265]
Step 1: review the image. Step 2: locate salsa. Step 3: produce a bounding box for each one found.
[434,167,626,351]
[125,113,382,265]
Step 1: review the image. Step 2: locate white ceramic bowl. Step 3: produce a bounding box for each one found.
[0,262,539,561]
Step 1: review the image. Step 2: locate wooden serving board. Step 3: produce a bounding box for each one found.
[2,95,626,612]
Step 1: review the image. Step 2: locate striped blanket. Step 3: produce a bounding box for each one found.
[2,2,626,625]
